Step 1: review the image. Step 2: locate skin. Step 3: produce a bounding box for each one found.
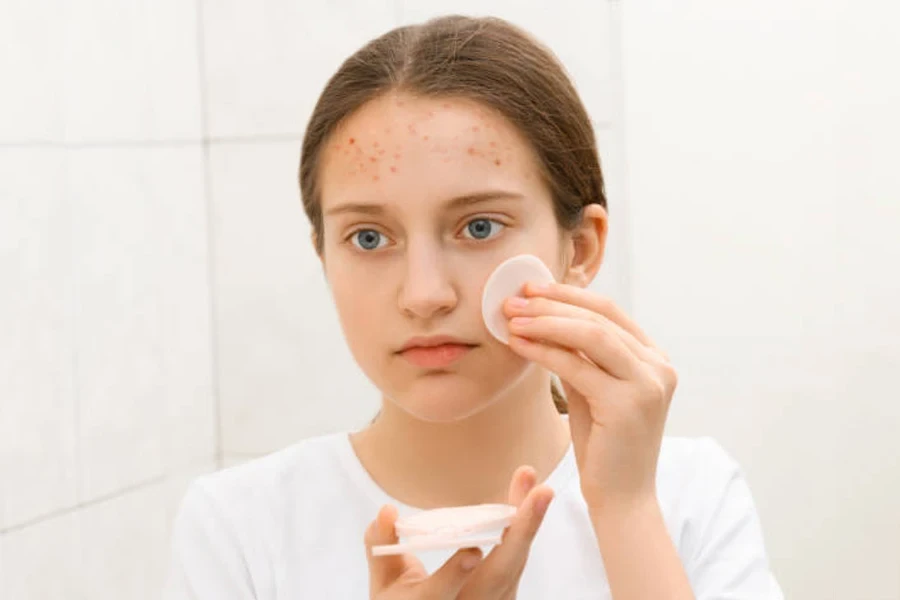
[316,92,694,599]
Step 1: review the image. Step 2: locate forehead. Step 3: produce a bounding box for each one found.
[318,93,547,214]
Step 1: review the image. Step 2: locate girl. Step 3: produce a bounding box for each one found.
[166,16,782,599]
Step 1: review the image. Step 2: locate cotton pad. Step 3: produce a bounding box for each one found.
[481,254,555,344]
[371,503,516,557]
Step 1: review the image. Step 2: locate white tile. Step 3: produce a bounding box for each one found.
[62,0,202,142]
[76,464,216,600]
[0,0,65,142]
[220,455,257,469]
[202,0,396,137]
[0,463,216,600]
[0,148,78,529]
[210,142,379,455]
[590,125,632,312]
[399,1,615,123]
[0,510,81,600]
[70,146,215,501]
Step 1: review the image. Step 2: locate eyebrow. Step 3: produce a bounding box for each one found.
[324,190,524,217]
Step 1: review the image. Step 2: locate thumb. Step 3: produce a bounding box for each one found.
[421,547,483,599]
[364,505,407,592]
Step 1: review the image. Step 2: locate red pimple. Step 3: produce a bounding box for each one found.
[489,141,497,148]
[348,137,355,144]
[495,159,502,166]
[369,157,376,163]
[467,147,476,155]
[423,135,429,141]
[472,126,480,132]
[373,175,380,181]
[393,153,401,159]
[390,166,397,173]
[442,102,451,109]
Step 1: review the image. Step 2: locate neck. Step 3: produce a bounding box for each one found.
[350,368,571,509]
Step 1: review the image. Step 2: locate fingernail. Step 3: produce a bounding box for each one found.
[507,296,528,308]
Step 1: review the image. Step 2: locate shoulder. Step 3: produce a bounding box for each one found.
[656,437,784,598]
[184,432,348,517]
[658,435,741,489]
[656,436,747,537]
[165,433,353,598]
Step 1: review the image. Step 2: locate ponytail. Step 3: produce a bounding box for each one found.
[550,378,568,414]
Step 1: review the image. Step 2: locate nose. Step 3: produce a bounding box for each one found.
[398,241,458,320]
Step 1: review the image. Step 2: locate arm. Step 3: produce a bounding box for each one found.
[593,440,784,600]
[591,498,695,600]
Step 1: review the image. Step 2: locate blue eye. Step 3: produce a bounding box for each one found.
[464,218,504,240]
[351,229,386,250]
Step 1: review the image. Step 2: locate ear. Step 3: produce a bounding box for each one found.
[562,204,607,288]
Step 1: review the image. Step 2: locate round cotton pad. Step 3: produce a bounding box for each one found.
[481,254,555,344]
[371,504,516,557]
[395,504,516,538]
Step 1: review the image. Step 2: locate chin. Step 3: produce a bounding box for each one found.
[389,361,536,423]
[393,374,494,423]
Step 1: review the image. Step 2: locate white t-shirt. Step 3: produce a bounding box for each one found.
[164,432,783,599]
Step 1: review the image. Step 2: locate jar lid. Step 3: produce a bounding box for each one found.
[371,503,517,557]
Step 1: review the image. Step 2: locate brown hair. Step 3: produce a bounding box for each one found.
[299,15,607,414]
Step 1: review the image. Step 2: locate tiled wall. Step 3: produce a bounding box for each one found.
[0,1,623,597]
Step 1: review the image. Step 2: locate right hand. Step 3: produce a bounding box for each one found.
[364,466,555,599]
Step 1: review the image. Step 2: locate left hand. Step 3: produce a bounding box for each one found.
[503,282,677,516]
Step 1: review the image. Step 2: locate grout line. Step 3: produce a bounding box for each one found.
[0,474,166,536]
[0,455,218,537]
[194,0,224,472]
[0,139,202,149]
[0,134,304,150]
[606,0,635,314]
[208,133,304,144]
[67,150,83,508]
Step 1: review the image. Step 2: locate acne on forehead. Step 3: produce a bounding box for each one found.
[322,95,537,187]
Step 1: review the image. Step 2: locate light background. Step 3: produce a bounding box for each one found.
[1,1,897,598]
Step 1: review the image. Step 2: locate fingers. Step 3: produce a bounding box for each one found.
[520,283,669,362]
[462,484,555,595]
[508,465,537,508]
[525,283,655,346]
[364,505,409,592]
[422,547,483,599]
[505,294,658,364]
[508,332,615,397]
[509,315,642,380]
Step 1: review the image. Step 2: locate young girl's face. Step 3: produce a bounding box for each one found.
[317,93,568,422]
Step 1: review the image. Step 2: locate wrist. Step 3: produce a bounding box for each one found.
[588,493,663,544]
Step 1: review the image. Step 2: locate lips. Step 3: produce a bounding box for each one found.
[398,336,476,369]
